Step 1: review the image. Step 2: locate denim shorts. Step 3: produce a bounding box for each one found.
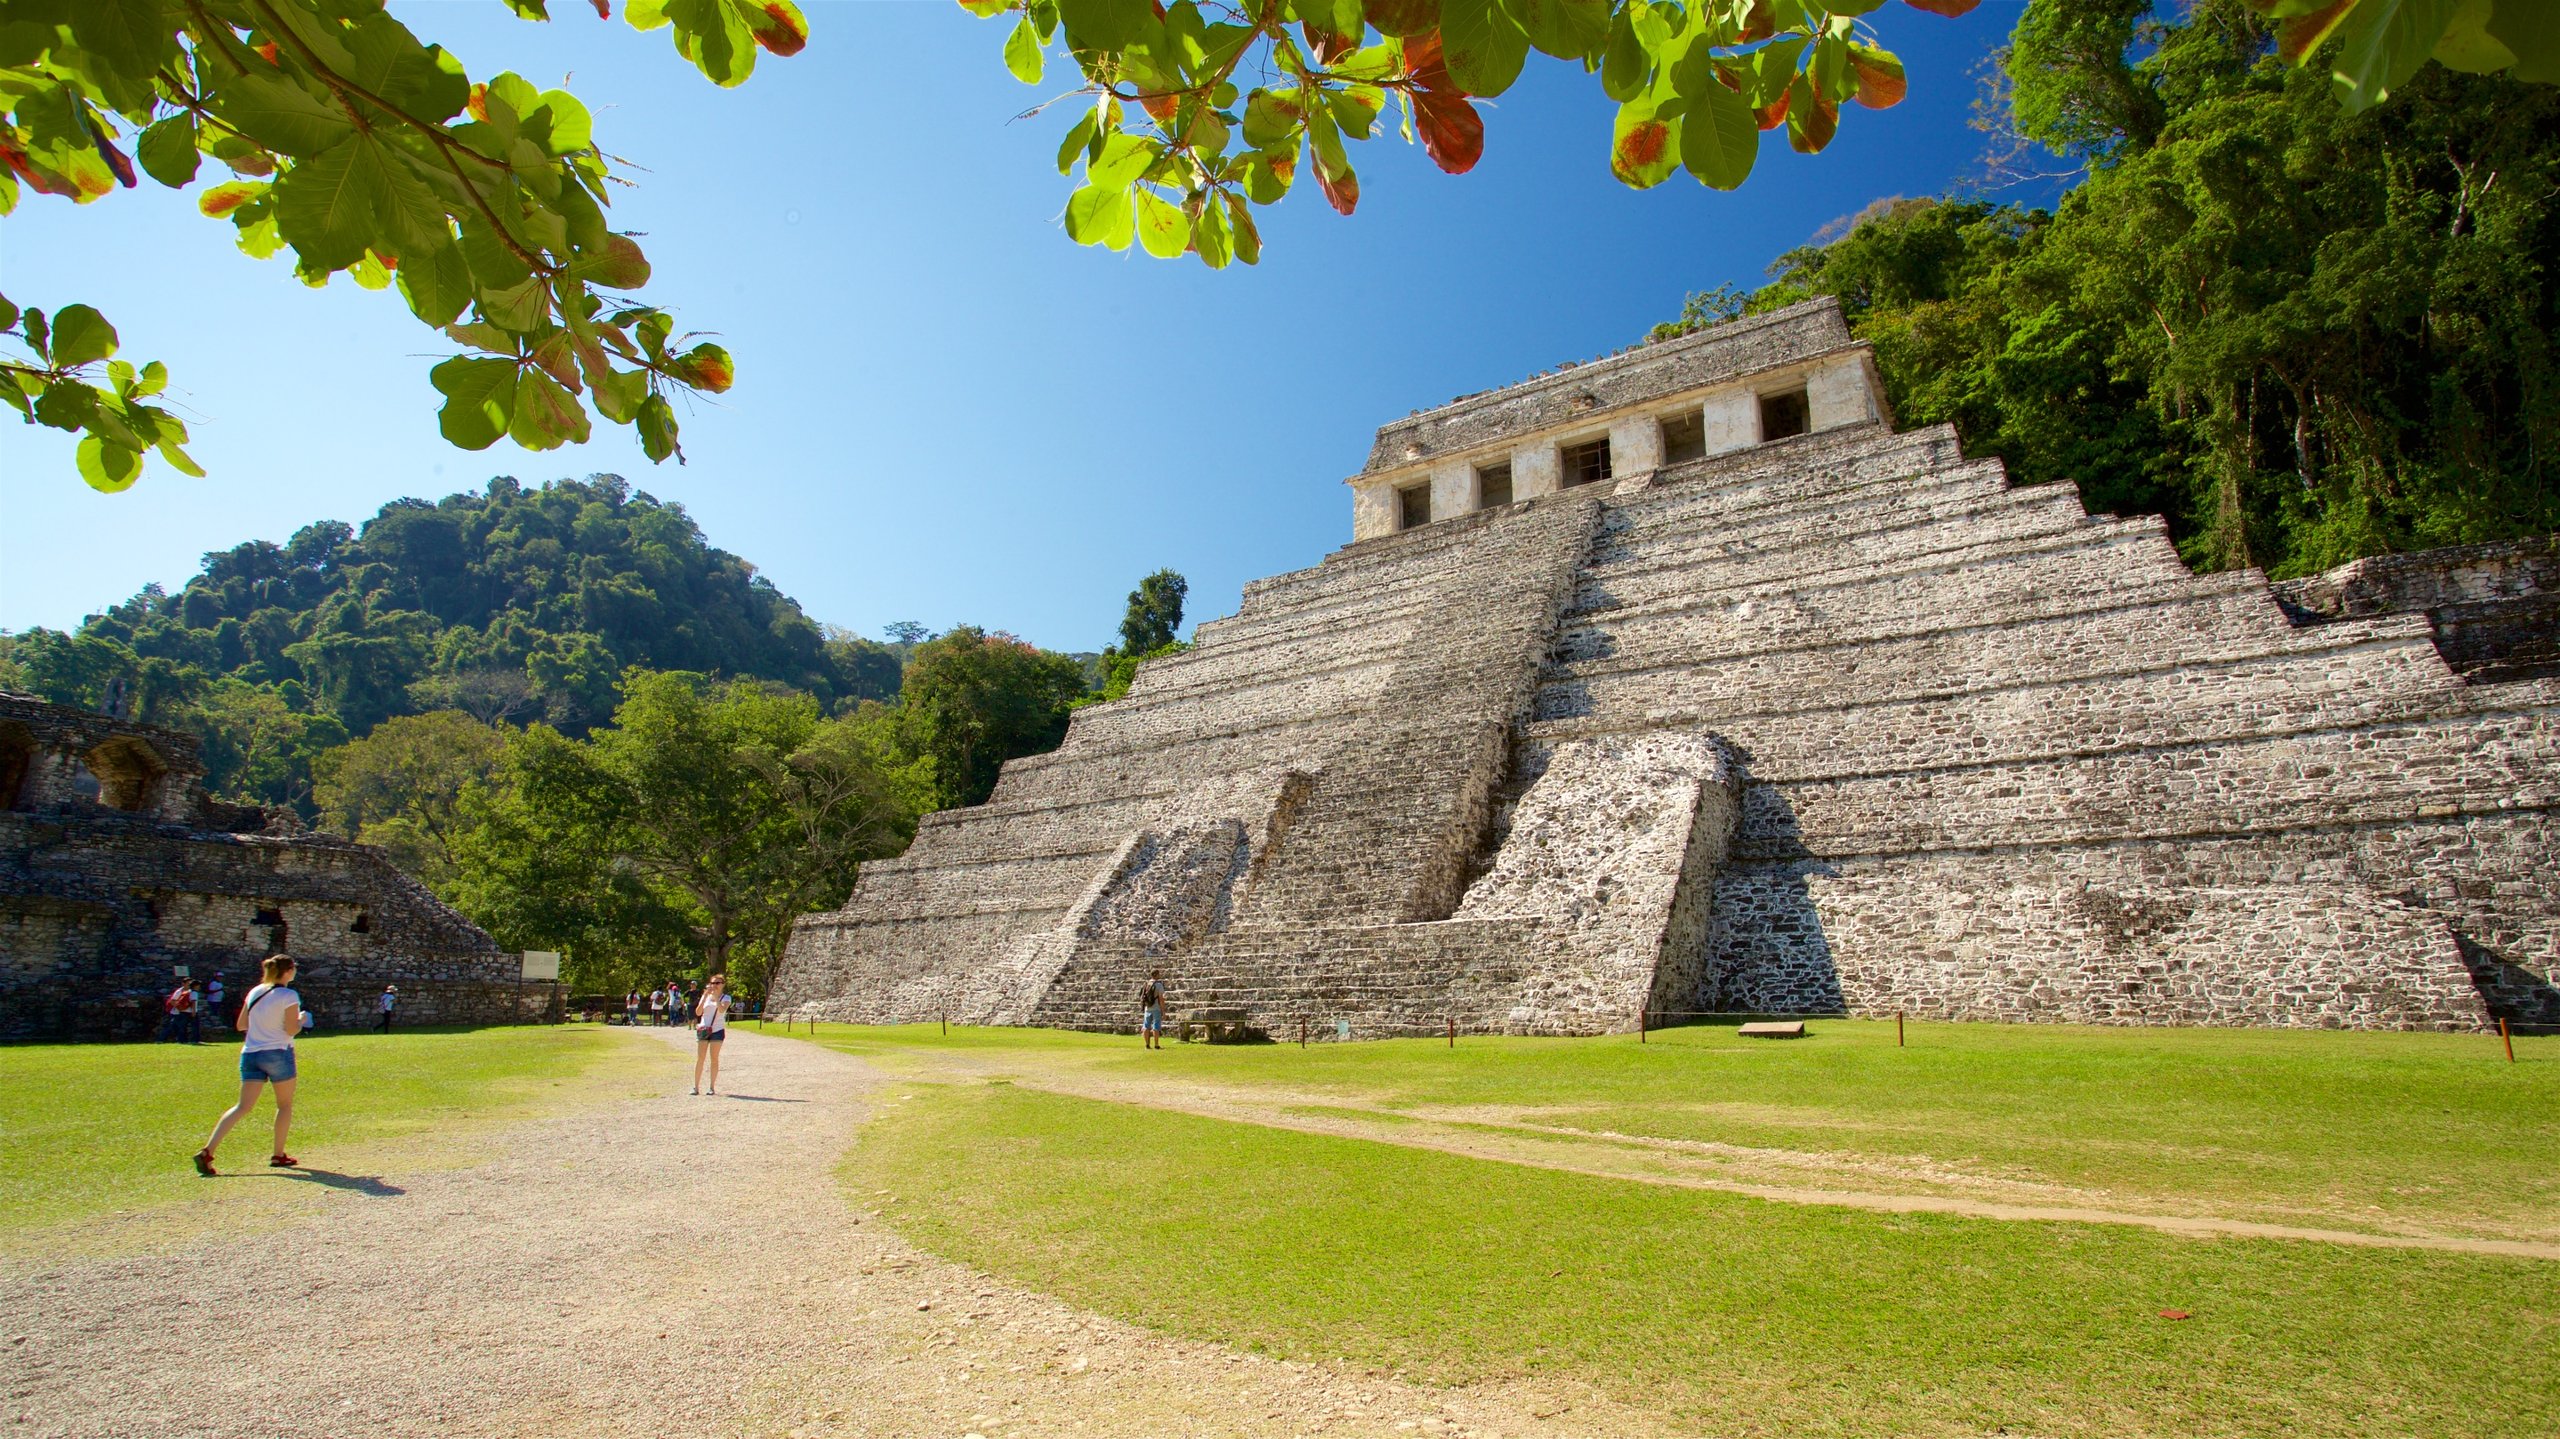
[1142,1005,1163,1033]
[696,1029,725,1044]
[240,1048,296,1083]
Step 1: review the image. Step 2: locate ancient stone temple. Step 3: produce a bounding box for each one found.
[0,694,553,1039]
[774,298,2560,1036]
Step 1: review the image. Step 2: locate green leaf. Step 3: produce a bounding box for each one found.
[76,436,145,494]
[533,90,596,154]
[1055,111,1100,175]
[2484,0,2559,81]
[590,365,649,424]
[1087,132,1157,189]
[214,73,358,159]
[1223,193,1262,264]
[1243,89,1306,149]
[1057,0,1151,50]
[137,116,201,189]
[636,392,683,463]
[1601,9,1648,101]
[48,304,119,368]
[1064,183,1137,250]
[1133,189,1191,258]
[275,136,392,271]
[1441,0,1531,95]
[1192,197,1232,268]
[67,0,172,89]
[1677,68,1757,188]
[430,356,519,450]
[570,234,652,290]
[135,360,167,398]
[665,0,758,86]
[508,368,591,451]
[2329,0,2459,110]
[1005,17,1046,82]
[1511,0,1608,60]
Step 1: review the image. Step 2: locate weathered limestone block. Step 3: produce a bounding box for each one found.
[1459,731,1736,1029]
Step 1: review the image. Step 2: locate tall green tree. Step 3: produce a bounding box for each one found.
[313,708,506,885]
[448,671,910,993]
[1116,569,1188,655]
[896,626,1088,809]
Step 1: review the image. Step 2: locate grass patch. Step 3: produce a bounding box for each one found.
[0,1026,649,1244]
[850,1080,2560,1439]
[795,1019,2560,1237]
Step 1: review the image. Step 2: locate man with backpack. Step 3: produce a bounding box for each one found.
[1138,970,1167,1050]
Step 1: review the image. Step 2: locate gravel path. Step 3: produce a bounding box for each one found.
[3,1028,1657,1439]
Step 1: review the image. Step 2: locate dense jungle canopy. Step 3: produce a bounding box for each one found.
[1661,0,2560,578]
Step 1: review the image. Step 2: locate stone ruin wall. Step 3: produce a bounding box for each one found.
[774,298,2560,1037]
[0,695,551,1040]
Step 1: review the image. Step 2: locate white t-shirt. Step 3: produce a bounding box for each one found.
[695,992,730,1034]
[240,984,301,1053]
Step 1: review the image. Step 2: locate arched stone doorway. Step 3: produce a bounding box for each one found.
[83,736,168,814]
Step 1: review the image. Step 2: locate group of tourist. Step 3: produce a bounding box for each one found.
[157,974,226,1044]
[621,980,705,1028]
[187,957,737,1177]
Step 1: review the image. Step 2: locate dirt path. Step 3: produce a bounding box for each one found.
[1,1028,1657,1439]
[891,1047,2560,1261]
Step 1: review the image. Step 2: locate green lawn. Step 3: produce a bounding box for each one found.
[0,1025,648,1245]
[847,1077,2560,1439]
[797,1018,2560,1241]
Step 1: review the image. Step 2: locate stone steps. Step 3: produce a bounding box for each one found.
[1532,596,2439,730]
[1735,703,2558,859]
[1581,485,2098,609]
[1559,526,2225,669]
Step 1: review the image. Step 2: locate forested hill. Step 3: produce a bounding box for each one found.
[1658,1,2559,581]
[0,475,901,802]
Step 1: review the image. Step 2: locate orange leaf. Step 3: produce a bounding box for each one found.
[1615,119,1671,175]
[1850,52,1906,109]
[1313,156,1359,216]
[1414,89,1482,174]
[748,2,809,57]
[467,84,489,122]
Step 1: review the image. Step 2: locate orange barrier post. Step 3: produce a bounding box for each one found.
[2503,1017,2516,1063]
[1447,1016,1455,1048]
[1897,1011,1905,1048]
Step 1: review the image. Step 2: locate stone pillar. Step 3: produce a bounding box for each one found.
[1428,461,1477,519]
[1702,387,1757,455]
[1807,353,1883,432]
[1351,480,1400,541]
[1511,443,1562,500]
[1608,414,1664,482]
[22,745,78,809]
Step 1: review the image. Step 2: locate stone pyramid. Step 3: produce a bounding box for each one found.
[773,299,2559,1036]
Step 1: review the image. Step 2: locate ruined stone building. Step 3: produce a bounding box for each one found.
[773,299,2559,1036]
[0,694,552,1039]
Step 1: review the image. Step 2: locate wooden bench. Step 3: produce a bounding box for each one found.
[1737,1020,1807,1038]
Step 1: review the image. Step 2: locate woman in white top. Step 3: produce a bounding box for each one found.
[691,974,732,1096]
[194,954,306,1176]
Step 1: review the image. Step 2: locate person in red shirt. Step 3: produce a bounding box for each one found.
[162,981,198,1044]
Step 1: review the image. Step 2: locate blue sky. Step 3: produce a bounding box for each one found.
[1,0,2035,652]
